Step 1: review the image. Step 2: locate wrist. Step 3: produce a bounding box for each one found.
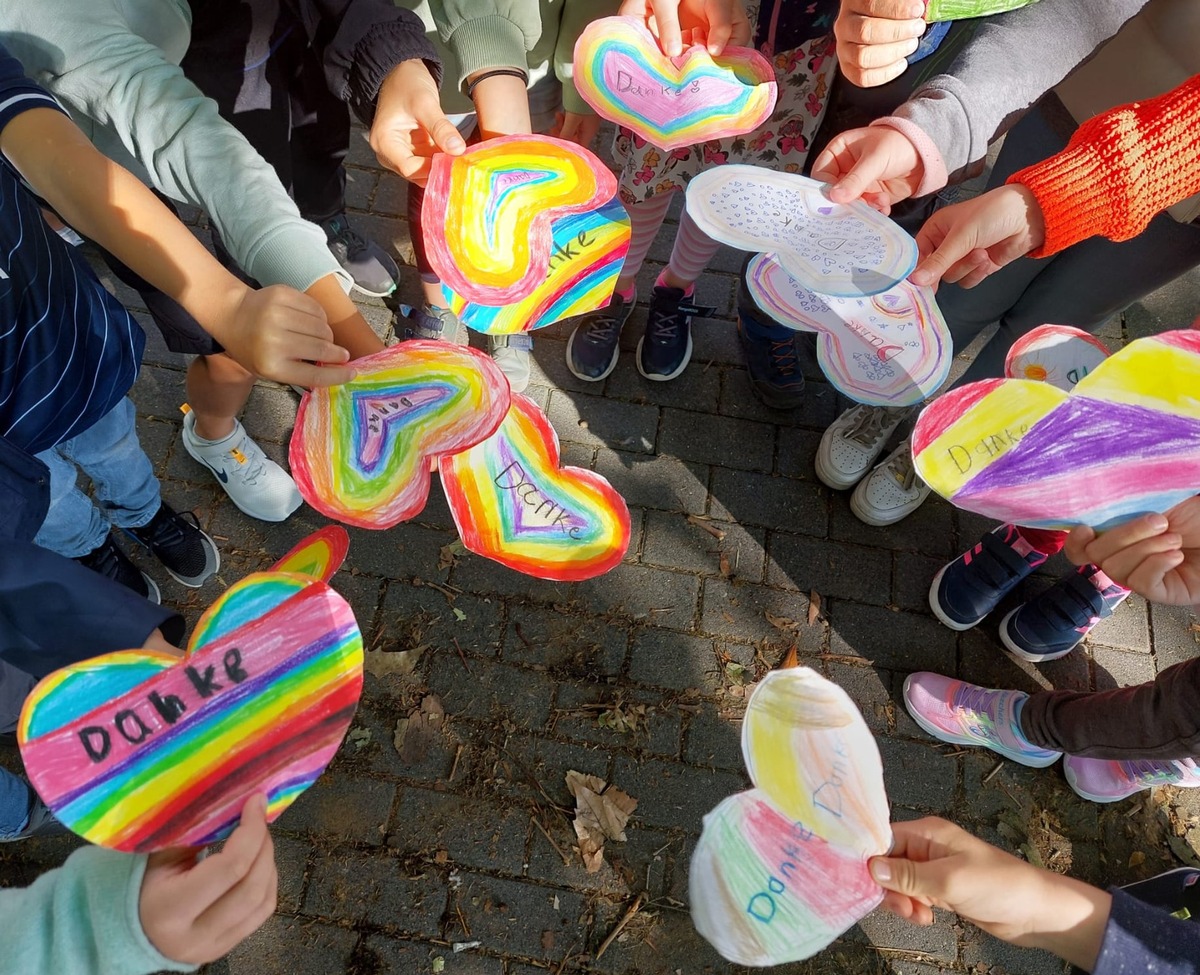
[468,71,533,138]
[871,117,942,196]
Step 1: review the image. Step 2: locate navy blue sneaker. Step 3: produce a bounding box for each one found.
[566,290,637,381]
[1000,565,1130,661]
[929,524,1048,631]
[736,277,808,409]
[637,286,714,381]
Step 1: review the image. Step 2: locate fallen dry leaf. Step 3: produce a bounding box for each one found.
[808,591,822,626]
[566,770,638,874]
[438,539,465,572]
[394,694,445,764]
[541,930,555,953]
[719,551,733,578]
[686,514,726,540]
[765,611,800,633]
[365,646,426,678]
[1128,850,1146,868]
[781,646,799,669]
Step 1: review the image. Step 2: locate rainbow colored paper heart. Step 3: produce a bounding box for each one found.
[914,330,1200,530]
[691,668,890,966]
[422,135,620,306]
[270,525,350,582]
[439,394,630,581]
[746,252,950,406]
[1004,323,1110,391]
[444,198,631,335]
[19,571,363,852]
[290,342,510,530]
[574,15,777,151]
[686,167,918,297]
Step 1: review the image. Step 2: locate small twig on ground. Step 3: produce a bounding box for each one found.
[531,815,571,866]
[448,743,464,783]
[453,637,471,674]
[983,760,1005,784]
[454,897,472,938]
[514,622,534,647]
[596,892,647,960]
[553,942,580,975]
[686,514,726,540]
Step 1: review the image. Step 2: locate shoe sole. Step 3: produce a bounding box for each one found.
[141,573,162,605]
[350,280,398,299]
[1062,766,1134,803]
[566,330,620,383]
[902,675,1062,769]
[998,607,1079,662]
[813,446,870,491]
[182,434,303,524]
[926,564,985,631]
[849,482,927,527]
[635,333,693,382]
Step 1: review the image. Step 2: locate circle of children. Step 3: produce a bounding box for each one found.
[1,0,1198,971]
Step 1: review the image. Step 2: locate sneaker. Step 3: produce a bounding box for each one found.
[1064,756,1200,803]
[181,411,303,523]
[320,214,398,298]
[736,291,807,409]
[566,290,637,382]
[1000,566,1131,662]
[637,285,714,381]
[0,788,68,842]
[400,303,464,344]
[127,501,220,588]
[903,673,1062,768]
[487,333,533,393]
[75,532,161,604]
[815,404,910,490]
[850,438,932,526]
[929,524,1048,631]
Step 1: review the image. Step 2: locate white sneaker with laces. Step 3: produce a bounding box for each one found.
[181,410,303,522]
[850,438,932,526]
[815,404,910,490]
[488,334,533,393]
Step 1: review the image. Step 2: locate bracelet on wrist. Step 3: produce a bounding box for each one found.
[466,68,529,99]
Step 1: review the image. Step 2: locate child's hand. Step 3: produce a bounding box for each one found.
[835,0,927,87]
[910,184,1045,288]
[139,794,277,966]
[811,125,924,212]
[371,59,466,186]
[1065,500,1200,606]
[557,112,603,149]
[216,285,356,388]
[619,0,751,57]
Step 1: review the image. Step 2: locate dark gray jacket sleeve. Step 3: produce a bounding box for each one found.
[1093,888,1200,975]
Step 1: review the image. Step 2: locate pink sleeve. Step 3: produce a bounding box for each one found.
[869,116,949,198]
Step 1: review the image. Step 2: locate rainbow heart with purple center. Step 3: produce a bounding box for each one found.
[574,16,777,151]
[438,394,630,581]
[691,668,890,966]
[913,330,1200,530]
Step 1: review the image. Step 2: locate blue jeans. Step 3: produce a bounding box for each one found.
[32,397,160,557]
[0,769,31,838]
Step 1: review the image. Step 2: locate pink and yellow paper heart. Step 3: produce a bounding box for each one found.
[422,135,621,307]
[289,342,511,530]
[439,394,630,581]
[913,330,1200,530]
[691,668,890,966]
[574,16,777,151]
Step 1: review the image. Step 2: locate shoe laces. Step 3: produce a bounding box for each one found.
[844,405,908,448]
[883,440,919,491]
[225,439,267,487]
[953,683,1005,724]
[769,338,799,376]
[1118,758,1188,784]
[141,504,196,551]
[582,304,626,345]
[82,537,124,579]
[327,218,370,260]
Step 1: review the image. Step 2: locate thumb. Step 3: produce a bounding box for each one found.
[910,227,973,287]
[870,855,941,901]
[412,93,466,155]
[828,154,888,205]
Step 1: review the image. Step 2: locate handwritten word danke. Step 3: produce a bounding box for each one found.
[745,819,817,923]
[946,423,1030,475]
[614,70,701,98]
[494,462,584,538]
[548,229,594,270]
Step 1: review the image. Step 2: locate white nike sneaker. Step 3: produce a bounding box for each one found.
[849,438,932,526]
[815,404,911,490]
[181,410,303,522]
[488,334,533,393]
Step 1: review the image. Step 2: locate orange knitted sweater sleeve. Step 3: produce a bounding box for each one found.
[1007,73,1200,258]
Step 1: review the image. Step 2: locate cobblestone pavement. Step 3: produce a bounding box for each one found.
[4,128,1200,975]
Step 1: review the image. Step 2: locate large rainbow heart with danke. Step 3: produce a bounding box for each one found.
[439,394,630,581]
[574,16,777,152]
[913,330,1200,530]
[422,135,620,307]
[290,342,511,530]
[18,572,363,853]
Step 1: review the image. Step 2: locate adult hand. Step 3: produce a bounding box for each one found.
[910,184,1046,288]
[140,794,278,966]
[371,59,466,186]
[557,111,603,149]
[835,0,927,88]
[811,125,924,212]
[871,817,1110,972]
[618,0,751,57]
[1065,498,1200,605]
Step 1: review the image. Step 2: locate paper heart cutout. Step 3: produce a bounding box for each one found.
[422,135,620,306]
[925,0,1041,24]
[19,572,363,852]
[914,330,1200,530]
[746,252,951,405]
[439,394,630,581]
[290,342,511,530]
[1004,323,1110,391]
[270,525,350,582]
[444,197,631,335]
[686,167,918,297]
[691,668,890,966]
[573,15,777,151]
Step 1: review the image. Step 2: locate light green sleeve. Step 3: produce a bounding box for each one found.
[554,0,619,116]
[2,846,194,975]
[1,3,349,295]
[426,0,538,94]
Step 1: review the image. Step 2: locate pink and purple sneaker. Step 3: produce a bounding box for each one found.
[1064,756,1200,803]
[1000,564,1130,662]
[903,673,1062,767]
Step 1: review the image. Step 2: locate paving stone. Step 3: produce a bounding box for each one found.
[830,492,957,560]
[453,872,587,960]
[892,551,946,614]
[240,383,299,444]
[960,629,1090,696]
[776,425,825,480]
[494,733,612,807]
[708,468,827,534]
[356,938,505,975]
[767,533,891,605]
[574,562,700,630]
[388,787,528,873]
[378,582,505,660]
[350,693,480,786]
[1151,602,1200,672]
[824,662,895,735]
[428,654,555,729]
[1091,644,1157,691]
[962,933,1069,975]
[691,313,747,367]
[658,408,774,471]
[551,683,682,758]
[606,356,721,412]
[828,602,956,674]
[719,368,840,431]
[876,738,957,812]
[547,388,659,454]
[852,907,957,962]
[699,577,825,655]
[226,917,358,975]
[613,756,745,831]
[282,771,395,845]
[302,850,447,935]
[961,752,1046,823]
[343,165,378,210]
[682,706,745,770]
[628,628,720,691]
[1124,262,1200,340]
[502,602,627,675]
[593,449,708,513]
[1084,592,1151,654]
[450,547,575,603]
[274,834,311,913]
[641,509,767,582]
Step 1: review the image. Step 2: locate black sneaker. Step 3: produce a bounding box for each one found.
[75,532,161,604]
[126,501,220,588]
[637,286,714,381]
[566,290,637,382]
[400,303,464,343]
[321,214,399,298]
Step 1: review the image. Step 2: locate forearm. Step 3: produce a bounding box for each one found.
[1020,871,1111,972]
[469,71,532,138]
[305,275,384,359]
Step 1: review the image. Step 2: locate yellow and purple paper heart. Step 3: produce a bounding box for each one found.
[913,330,1200,530]
[686,167,918,297]
[1004,323,1110,392]
[439,394,630,581]
[289,342,511,530]
[691,668,890,966]
[573,15,777,152]
[925,0,1042,23]
[19,571,363,853]
[422,135,620,307]
[746,252,950,406]
[443,198,631,335]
